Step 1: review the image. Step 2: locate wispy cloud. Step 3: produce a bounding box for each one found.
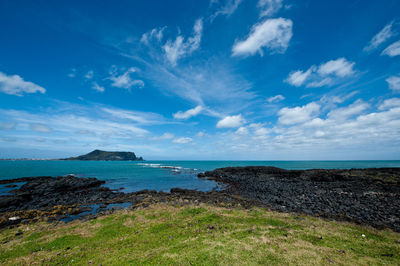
[216,114,245,128]
[317,58,355,77]
[173,137,193,144]
[278,102,320,125]
[109,67,144,90]
[364,21,397,52]
[102,107,171,125]
[30,123,53,133]
[84,70,94,80]
[326,100,369,121]
[267,94,285,103]
[382,40,400,57]
[163,18,203,65]
[102,16,255,115]
[386,75,400,91]
[0,122,16,130]
[378,98,400,110]
[232,18,293,57]
[173,105,203,119]
[210,0,243,20]
[285,58,356,88]
[137,56,255,112]
[257,0,283,18]
[0,71,46,96]
[141,27,166,45]
[68,68,76,78]
[92,82,105,92]
[285,67,314,87]
[158,133,175,140]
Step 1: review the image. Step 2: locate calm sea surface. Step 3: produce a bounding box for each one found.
[1,160,400,194]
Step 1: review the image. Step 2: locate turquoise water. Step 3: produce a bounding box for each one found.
[1,160,400,193]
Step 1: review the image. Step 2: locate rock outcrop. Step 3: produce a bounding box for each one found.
[199,166,400,231]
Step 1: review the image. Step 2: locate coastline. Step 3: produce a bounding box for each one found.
[1,166,400,232]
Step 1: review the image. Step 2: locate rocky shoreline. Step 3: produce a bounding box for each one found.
[199,167,400,232]
[1,167,400,232]
[0,175,256,229]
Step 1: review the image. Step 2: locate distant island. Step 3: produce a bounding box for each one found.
[63,149,144,161]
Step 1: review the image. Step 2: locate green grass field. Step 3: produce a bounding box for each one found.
[1,203,399,265]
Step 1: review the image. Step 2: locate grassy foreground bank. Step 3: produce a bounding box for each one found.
[1,203,399,265]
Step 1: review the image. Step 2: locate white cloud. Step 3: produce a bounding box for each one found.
[196,131,206,137]
[30,123,52,133]
[173,105,203,119]
[173,137,193,144]
[211,0,243,20]
[267,94,285,103]
[85,70,94,80]
[92,82,105,92]
[163,18,203,65]
[257,0,283,18]
[235,126,249,135]
[285,58,356,88]
[102,107,168,125]
[364,22,396,52]
[0,122,16,130]
[138,57,254,111]
[386,75,400,91]
[109,67,144,90]
[327,100,369,121]
[1,107,150,138]
[232,18,293,57]
[285,67,314,87]
[68,68,76,78]
[0,71,46,96]
[119,29,254,111]
[158,133,175,140]
[217,114,245,128]
[317,58,355,78]
[141,27,166,45]
[305,77,333,88]
[379,98,400,110]
[278,102,320,125]
[212,98,400,159]
[382,40,400,57]
[254,127,270,136]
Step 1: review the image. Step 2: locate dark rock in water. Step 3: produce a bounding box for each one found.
[18,175,105,195]
[0,194,31,209]
[199,166,400,232]
[63,149,144,161]
[0,175,109,212]
[0,176,52,185]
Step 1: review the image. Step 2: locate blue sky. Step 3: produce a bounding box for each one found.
[1,0,400,160]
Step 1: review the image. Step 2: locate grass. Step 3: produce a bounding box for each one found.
[1,203,399,265]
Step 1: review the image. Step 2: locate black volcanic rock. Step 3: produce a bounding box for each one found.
[199,166,400,231]
[63,149,144,161]
[0,175,114,212]
[0,175,256,228]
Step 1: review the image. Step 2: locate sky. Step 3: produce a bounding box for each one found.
[1,0,400,160]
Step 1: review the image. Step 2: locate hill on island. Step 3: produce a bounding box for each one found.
[63,150,144,161]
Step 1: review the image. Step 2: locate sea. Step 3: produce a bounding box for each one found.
[1,160,400,195]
